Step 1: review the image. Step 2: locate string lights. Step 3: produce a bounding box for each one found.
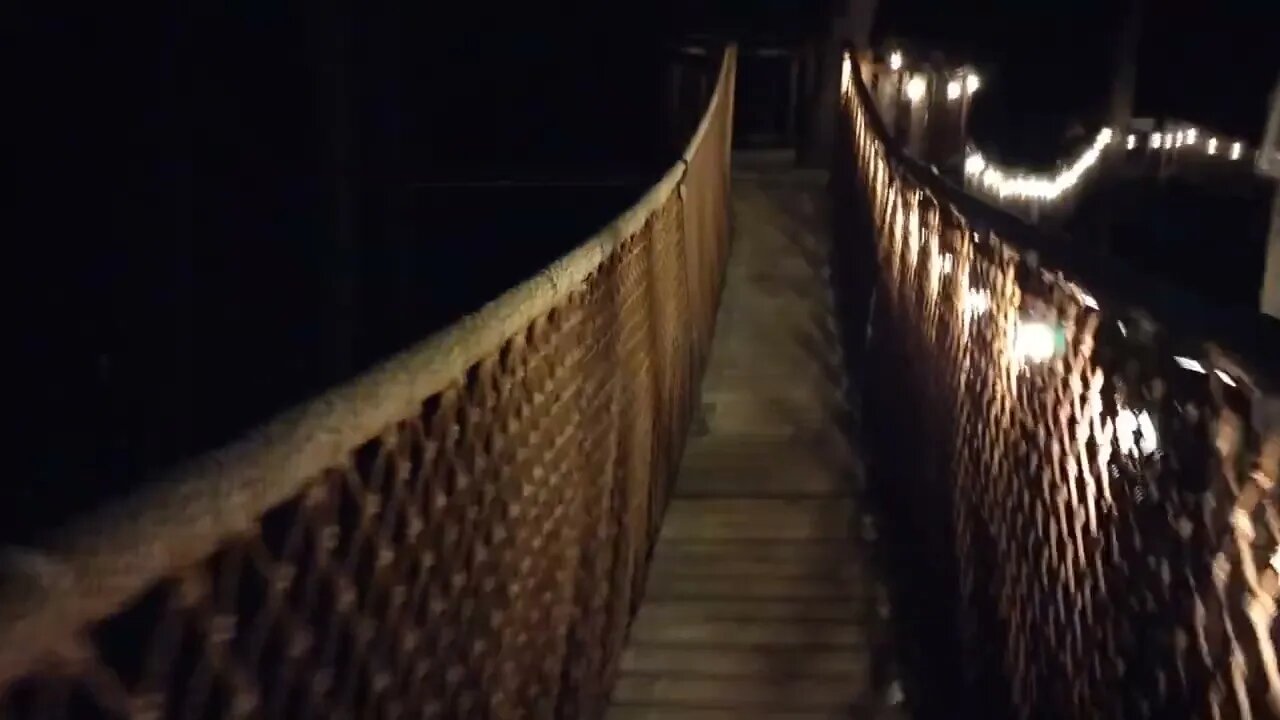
[1013,320,1060,364]
[1122,125,1251,162]
[884,46,1254,215]
[965,128,1114,202]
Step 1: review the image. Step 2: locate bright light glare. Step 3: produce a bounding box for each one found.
[947,79,962,100]
[906,75,928,103]
[964,289,991,316]
[1185,128,1198,144]
[1174,356,1207,374]
[965,74,981,93]
[964,153,987,176]
[1230,142,1243,159]
[1151,132,1163,149]
[1207,137,1219,155]
[1014,321,1056,363]
[1214,369,1237,387]
[889,51,904,71]
[1116,407,1160,458]
[1175,130,1185,146]
[1126,134,1137,150]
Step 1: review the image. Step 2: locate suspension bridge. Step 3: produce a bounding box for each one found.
[0,39,1277,720]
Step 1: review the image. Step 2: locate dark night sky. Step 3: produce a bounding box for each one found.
[9,0,1278,542]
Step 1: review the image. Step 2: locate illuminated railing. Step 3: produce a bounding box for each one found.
[0,48,737,720]
[840,50,1279,718]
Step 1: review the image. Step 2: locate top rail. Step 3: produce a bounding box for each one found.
[0,45,738,686]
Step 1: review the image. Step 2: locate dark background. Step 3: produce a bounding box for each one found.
[9,0,1278,542]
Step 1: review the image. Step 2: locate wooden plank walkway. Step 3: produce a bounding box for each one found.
[607,152,873,719]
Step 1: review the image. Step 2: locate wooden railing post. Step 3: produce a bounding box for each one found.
[1263,187,1280,319]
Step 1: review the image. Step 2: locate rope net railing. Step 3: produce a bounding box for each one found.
[838,50,1280,719]
[0,47,736,720]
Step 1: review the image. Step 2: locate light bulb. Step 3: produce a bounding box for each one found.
[1014,321,1057,363]
[889,51,903,71]
[965,74,981,93]
[964,153,987,176]
[1230,142,1243,160]
[1207,137,1218,155]
[1174,356,1206,374]
[906,75,927,103]
[1150,132,1163,149]
[1126,134,1137,149]
[947,79,962,100]
[964,289,990,316]
[1185,128,1198,144]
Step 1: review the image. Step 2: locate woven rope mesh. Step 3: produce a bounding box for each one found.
[841,53,1279,719]
[0,51,734,720]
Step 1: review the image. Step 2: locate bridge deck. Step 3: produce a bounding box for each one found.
[607,152,873,719]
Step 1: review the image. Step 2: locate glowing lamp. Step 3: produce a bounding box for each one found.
[964,153,987,176]
[906,75,927,103]
[1013,321,1061,364]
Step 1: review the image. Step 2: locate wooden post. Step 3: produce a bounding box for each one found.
[905,73,928,158]
[1263,188,1280,320]
[877,68,899,132]
[798,0,879,166]
[926,70,968,173]
[787,53,800,145]
[1109,0,1143,132]
[1258,79,1280,319]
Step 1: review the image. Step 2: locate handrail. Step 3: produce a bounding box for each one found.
[842,44,1280,718]
[0,45,737,691]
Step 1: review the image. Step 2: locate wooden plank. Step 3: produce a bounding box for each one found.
[605,165,873,718]
[612,676,863,708]
[652,540,856,563]
[660,499,853,540]
[626,618,865,647]
[620,645,869,677]
[675,438,857,497]
[643,574,864,601]
[633,599,861,624]
[607,707,849,720]
[644,555,862,579]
